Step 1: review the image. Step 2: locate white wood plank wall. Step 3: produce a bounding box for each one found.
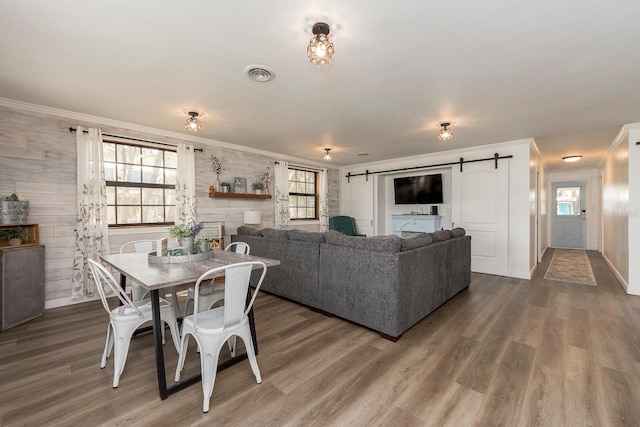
[0,105,339,308]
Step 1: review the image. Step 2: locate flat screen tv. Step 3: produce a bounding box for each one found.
[393,173,443,204]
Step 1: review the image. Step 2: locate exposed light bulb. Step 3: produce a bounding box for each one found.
[323,148,333,161]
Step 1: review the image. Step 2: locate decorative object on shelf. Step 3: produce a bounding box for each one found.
[437,122,453,141]
[260,167,272,195]
[0,226,26,246]
[185,111,202,132]
[1,193,29,224]
[244,210,262,225]
[220,182,231,193]
[307,22,334,65]
[251,181,265,194]
[323,148,333,161]
[168,221,203,254]
[210,154,222,191]
[234,177,247,194]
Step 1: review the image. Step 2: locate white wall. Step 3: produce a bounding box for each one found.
[546,167,602,251]
[627,125,640,295]
[601,126,631,292]
[530,141,547,274]
[340,139,534,279]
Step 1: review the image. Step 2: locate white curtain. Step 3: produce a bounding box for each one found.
[72,126,111,299]
[273,161,290,229]
[319,169,329,231]
[175,143,197,225]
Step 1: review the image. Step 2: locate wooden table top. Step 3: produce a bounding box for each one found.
[101,250,280,291]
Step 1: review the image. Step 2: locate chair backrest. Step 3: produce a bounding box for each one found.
[87,259,141,317]
[329,215,359,236]
[225,241,250,255]
[120,240,155,254]
[192,261,267,332]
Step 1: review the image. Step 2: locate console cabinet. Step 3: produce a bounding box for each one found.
[0,245,45,331]
[392,214,442,236]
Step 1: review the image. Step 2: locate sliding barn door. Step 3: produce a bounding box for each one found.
[343,175,374,237]
[452,161,509,276]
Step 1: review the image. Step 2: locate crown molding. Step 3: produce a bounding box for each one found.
[0,97,333,170]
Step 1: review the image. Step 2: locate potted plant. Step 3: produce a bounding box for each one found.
[0,226,27,246]
[168,222,203,254]
[251,181,265,195]
[1,193,29,224]
[220,182,231,193]
[195,237,213,253]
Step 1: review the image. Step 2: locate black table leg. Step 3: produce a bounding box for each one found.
[150,289,168,400]
[119,275,127,306]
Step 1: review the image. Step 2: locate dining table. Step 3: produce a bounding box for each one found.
[100,249,280,400]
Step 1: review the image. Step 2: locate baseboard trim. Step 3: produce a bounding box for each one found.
[45,294,100,310]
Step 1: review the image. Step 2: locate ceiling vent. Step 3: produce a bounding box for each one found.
[245,65,275,82]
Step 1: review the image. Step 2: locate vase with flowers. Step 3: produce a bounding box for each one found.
[168,221,203,254]
[211,155,222,192]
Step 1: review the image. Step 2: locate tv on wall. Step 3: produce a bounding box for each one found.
[393,173,443,204]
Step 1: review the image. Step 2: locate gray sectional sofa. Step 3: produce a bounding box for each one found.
[232,226,471,340]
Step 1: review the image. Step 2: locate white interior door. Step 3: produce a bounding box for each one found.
[344,175,374,236]
[452,161,509,276]
[551,181,586,249]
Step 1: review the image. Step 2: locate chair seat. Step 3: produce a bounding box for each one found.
[182,306,249,335]
[111,297,172,319]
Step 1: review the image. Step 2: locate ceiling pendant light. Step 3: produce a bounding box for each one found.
[323,148,333,161]
[185,111,202,132]
[307,22,334,65]
[438,122,453,141]
[563,155,582,162]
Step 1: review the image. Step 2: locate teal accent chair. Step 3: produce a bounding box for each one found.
[329,216,365,237]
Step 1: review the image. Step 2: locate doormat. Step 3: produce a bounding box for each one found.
[544,249,597,286]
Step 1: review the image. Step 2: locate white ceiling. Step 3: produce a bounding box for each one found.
[1,1,639,170]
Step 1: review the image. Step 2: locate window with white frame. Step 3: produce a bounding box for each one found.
[103,140,176,226]
[288,168,318,220]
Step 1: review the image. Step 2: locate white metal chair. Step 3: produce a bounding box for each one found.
[120,240,181,317]
[175,261,267,413]
[87,258,181,388]
[182,242,250,317]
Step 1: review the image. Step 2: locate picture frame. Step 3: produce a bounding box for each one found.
[234,177,247,193]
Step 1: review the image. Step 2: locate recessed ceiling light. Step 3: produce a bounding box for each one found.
[563,155,582,162]
[244,65,275,82]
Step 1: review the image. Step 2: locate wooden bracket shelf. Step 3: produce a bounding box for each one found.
[209,191,272,200]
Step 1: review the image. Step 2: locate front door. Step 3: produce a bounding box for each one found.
[551,181,586,249]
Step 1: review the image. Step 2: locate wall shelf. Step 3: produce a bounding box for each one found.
[209,191,272,200]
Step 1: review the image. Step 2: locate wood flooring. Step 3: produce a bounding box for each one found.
[2,249,640,426]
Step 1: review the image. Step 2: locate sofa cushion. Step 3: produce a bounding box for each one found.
[237,226,263,237]
[401,233,433,251]
[450,227,466,238]
[325,230,401,253]
[431,230,451,242]
[288,229,326,243]
[261,228,290,240]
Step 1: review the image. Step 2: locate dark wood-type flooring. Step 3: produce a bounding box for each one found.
[2,249,640,426]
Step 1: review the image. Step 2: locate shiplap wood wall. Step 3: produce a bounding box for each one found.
[0,105,339,307]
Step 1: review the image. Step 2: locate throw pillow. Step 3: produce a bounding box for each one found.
[450,227,466,238]
[288,229,326,243]
[401,233,433,251]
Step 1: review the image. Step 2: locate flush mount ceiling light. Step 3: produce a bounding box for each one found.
[307,22,334,65]
[185,111,202,132]
[563,155,582,162]
[437,122,453,141]
[245,65,275,82]
[323,148,333,161]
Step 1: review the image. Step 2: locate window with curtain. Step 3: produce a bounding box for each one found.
[103,140,177,226]
[288,168,318,220]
